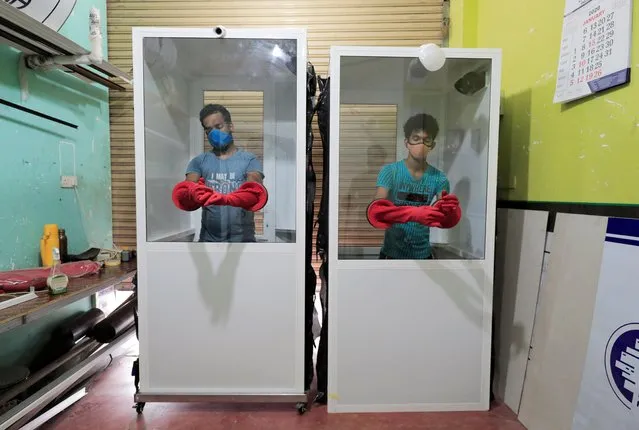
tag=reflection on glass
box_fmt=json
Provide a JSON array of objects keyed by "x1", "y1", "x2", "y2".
[
  {"x1": 337, "y1": 56, "x2": 492, "y2": 260},
  {"x1": 142, "y1": 37, "x2": 298, "y2": 243},
  {"x1": 339, "y1": 105, "x2": 396, "y2": 253}
]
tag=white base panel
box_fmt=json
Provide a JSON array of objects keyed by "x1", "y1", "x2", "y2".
[
  {"x1": 138, "y1": 244, "x2": 304, "y2": 396},
  {"x1": 331, "y1": 402, "x2": 486, "y2": 414},
  {"x1": 328, "y1": 262, "x2": 492, "y2": 413}
]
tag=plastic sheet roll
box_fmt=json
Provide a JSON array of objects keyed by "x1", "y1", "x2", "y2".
[
  {"x1": 91, "y1": 295, "x2": 136, "y2": 343},
  {"x1": 30, "y1": 308, "x2": 104, "y2": 372},
  {"x1": 52, "y1": 308, "x2": 106, "y2": 344}
]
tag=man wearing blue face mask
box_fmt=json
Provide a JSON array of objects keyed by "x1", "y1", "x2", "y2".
[{"x1": 172, "y1": 103, "x2": 267, "y2": 242}]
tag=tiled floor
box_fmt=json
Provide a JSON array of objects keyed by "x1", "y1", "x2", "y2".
[{"x1": 41, "y1": 342, "x2": 526, "y2": 430}]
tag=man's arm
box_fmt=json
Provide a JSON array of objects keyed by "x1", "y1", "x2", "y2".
[
  {"x1": 374, "y1": 186, "x2": 389, "y2": 200},
  {"x1": 186, "y1": 172, "x2": 201, "y2": 183},
  {"x1": 185, "y1": 155, "x2": 202, "y2": 183},
  {"x1": 246, "y1": 155, "x2": 264, "y2": 184},
  {"x1": 437, "y1": 177, "x2": 451, "y2": 197},
  {"x1": 373, "y1": 164, "x2": 392, "y2": 201},
  {"x1": 246, "y1": 171, "x2": 263, "y2": 184}
]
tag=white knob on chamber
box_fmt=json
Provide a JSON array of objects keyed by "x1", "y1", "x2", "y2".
[
  {"x1": 214, "y1": 26, "x2": 227, "y2": 38},
  {"x1": 418, "y1": 43, "x2": 446, "y2": 72}
]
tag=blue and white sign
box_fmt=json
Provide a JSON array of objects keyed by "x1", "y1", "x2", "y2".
[
  {"x1": 572, "y1": 217, "x2": 639, "y2": 429},
  {"x1": 606, "y1": 323, "x2": 639, "y2": 411}
]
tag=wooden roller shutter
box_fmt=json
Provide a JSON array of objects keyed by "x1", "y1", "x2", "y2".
[
  {"x1": 339, "y1": 104, "x2": 397, "y2": 251},
  {"x1": 106, "y1": 0, "x2": 444, "y2": 277},
  {"x1": 202, "y1": 91, "x2": 265, "y2": 236}
]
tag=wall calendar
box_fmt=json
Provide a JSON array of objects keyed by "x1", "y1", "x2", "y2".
[{"x1": 553, "y1": 0, "x2": 633, "y2": 104}]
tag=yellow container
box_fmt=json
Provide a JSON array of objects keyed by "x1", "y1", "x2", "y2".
[{"x1": 40, "y1": 224, "x2": 60, "y2": 267}]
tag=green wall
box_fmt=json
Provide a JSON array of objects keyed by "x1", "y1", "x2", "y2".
[
  {"x1": 451, "y1": 0, "x2": 639, "y2": 205},
  {"x1": 0, "y1": 1, "x2": 113, "y2": 367}
]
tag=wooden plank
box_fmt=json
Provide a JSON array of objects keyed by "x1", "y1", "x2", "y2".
[
  {"x1": 493, "y1": 209, "x2": 548, "y2": 413},
  {"x1": 518, "y1": 214, "x2": 606, "y2": 430}
]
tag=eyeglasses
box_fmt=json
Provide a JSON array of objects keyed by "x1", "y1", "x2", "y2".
[{"x1": 407, "y1": 136, "x2": 436, "y2": 148}]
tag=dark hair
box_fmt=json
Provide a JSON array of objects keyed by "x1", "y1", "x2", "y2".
[
  {"x1": 199, "y1": 103, "x2": 232, "y2": 127},
  {"x1": 403, "y1": 113, "x2": 439, "y2": 140}
]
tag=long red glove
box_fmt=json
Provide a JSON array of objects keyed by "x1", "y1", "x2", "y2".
[
  {"x1": 433, "y1": 191, "x2": 462, "y2": 228},
  {"x1": 203, "y1": 182, "x2": 268, "y2": 212},
  {"x1": 366, "y1": 199, "x2": 446, "y2": 229},
  {"x1": 171, "y1": 179, "x2": 217, "y2": 211}
]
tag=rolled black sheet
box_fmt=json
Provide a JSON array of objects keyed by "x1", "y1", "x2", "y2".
[
  {"x1": 52, "y1": 308, "x2": 106, "y2": 344},
  {"x1": 91, "y1": 295, "x2": 136, "y2": 344}
]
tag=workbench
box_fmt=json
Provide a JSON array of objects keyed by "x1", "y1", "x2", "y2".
[
  {"x1": 0, "y1": 260, "x2": 137, "y2": 335},
  {"x1": 0, "y1": 259, "x2": 138, "y2": 429}
]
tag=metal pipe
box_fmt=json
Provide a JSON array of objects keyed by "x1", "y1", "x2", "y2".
[
  {"x1": 8, "y1": 357, "x2": 109, "y2": 430},
  {"x1": 0, "y1": 327, "x2": 135, "y2": 430},
  {"x1": 0, "y1": 98, "x2": 78, "y2": 129},
  {"x1": 0, "y1": 338, "x2": 96, "y2": 406}
]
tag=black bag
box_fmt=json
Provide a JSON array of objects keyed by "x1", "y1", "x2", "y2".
[
  {"x1": 314, "y1": 76, "x2": 330, "y2": 402},
  {"x1": 304, "y1": 63, "x2": 318, "y2": 391}
]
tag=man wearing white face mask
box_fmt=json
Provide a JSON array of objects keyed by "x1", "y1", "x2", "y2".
[
  {"x1": 171, "y1": 104, "x2": 267, "y2": 242},
  {"x1": 367, "y1": 113, "x2": 461, "y2": 259}
]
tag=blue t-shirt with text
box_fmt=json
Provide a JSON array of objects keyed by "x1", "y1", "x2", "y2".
[
  {"x1": 376, "y1": 161, "x2": 449, "y2": 259},
  {"x1": 186, "y1": 149, "x2": 263, "y2": 242}
]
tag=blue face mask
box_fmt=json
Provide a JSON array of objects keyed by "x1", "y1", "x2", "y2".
[{"x1": 207, "y1": 129, "x2": 233, "y2": 149}]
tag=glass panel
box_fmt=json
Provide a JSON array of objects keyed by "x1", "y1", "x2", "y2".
[
  {"x1": 337, "y1": 56, "x2": 492, "y2": 260},
  {"x1": 142, "y1": 37, "x2": 298, "y2": 243}
]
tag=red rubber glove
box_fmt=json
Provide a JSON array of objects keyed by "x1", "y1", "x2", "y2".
[
  {"x1": 203, "y1": 182, "x2": 268, "y2": 212},
  {"x1": 171, "y1": 179, "x2": 218, "y2": 211},
  {"x1": 433, "y1": 191, "x2": 462, "y2": 228},
  {"x1": 172, "y1": 180, "x2": 203, "y2": 211},
  {"x1": 366, "y1": 199, "x2": 446, "y2": 229}
]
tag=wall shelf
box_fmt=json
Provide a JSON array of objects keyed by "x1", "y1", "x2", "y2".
[{"x1": 0, "y1": 2, "x2": 131, "y2": 91}]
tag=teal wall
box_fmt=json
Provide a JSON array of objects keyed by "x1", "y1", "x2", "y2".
[{"x1": 0, "y1": 1, "x2": 113, "y2": 367}]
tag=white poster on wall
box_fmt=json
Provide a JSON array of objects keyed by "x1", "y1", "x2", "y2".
[
  {"x1": 572, "y1": 217, "x2": 639, "y2": 430},
  {"x1": 6, "y1": 0, "x2": 77, "y2": 32},
  {"x1": 553, "y1": 0, "x2": 633, "y2": 104}
]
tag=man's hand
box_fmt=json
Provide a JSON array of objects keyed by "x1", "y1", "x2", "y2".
[
  {"x1": 434, "y1": 191, "x2": 459, "y2": 213},
  {"x1": 432, "y1": 191, "x2": 462, "y2": 229},
  {"x1": 172, "y1": 180, "x2": 209, "y2": 211},
  {"x1": 191, "y1": 178, "x2": 222, "y2": 205},
  {"x1": 202, "y1": 181, "x2": 268, "y2": 212}
]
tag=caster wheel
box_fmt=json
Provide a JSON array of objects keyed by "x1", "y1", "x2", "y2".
[
  {"x1": 134, "y1": 402, "x2": 146, "y2": 414},
  {"x1": 314, "y1": 392, "x2": 327, "y2": 405},
  {"x1": 296, "y1": 401, "x2": 308, "y2": 415}
]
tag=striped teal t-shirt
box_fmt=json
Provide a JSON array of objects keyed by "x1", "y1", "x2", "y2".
[{"x1": 376, "y1": 161, "x2": 450, "y2": 259}]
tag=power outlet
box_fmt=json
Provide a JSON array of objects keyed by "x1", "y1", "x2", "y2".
[{"x1": 60, "y1": 175, "x2": 77, "y2": 188}]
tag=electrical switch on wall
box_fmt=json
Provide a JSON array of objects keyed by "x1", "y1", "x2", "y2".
[{"x1": 60, "y1": 175, "x2": 78, "y2": 188}]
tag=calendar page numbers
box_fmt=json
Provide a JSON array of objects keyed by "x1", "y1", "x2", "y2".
[{"x1": 554, "y1": 0, "x2": 631, "y2": 104}]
